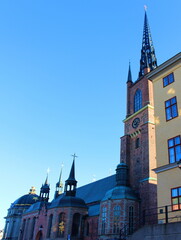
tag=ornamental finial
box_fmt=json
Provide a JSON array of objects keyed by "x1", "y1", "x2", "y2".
[{"x1": 144, "y1": 5, "x2": 147, "y2": 11}]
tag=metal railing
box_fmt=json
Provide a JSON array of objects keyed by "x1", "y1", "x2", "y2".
[{"x1": 119, "y1": 204, "x2": 181, "y2": 240}]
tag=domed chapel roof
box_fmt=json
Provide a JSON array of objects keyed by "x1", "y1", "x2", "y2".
[{"x1": 11, "y1": 187, "x2": 40, "y2": 208}]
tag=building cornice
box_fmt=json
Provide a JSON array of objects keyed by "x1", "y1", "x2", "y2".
[
  {"x1": 153, "y1": 162, "x2": 179, "y2": 173},
  {"x1": 146, "y1": 52, "x2": 181, "y2": 80},
  {"x1": 123, "y1": 104, "x2": 154, "y2": 123}
]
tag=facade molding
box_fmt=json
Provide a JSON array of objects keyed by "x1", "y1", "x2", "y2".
[
  {"x1": 153, "y1": 162, "x2": 179, "y2": 173},
  {"x1": 123, "y1": 104, "x2": 154, "y2": 123}
]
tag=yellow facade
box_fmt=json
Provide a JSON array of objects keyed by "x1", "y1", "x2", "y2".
[{"x1": 147, "y1": 52, "x2": 181, "y2": 222}]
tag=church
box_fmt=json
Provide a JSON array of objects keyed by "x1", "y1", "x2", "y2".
[{"x1": 2, "y1": 10, "x2": 158, "y2": 240}]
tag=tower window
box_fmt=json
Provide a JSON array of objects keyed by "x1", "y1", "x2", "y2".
[
  {"x1": 135, "y1": 138, "x2": 140, "y2": 149},
  {"x1": 168, "y1": 136, "x2": 181, "y2": 164},
  {"x1": 165, "y1": 97, "x2": 178, "y2": 121},
  {"x1": 171, "y1": 187, "x2": 181, "y2": 211},
  {"x1": 134, "y1": 89, "x2": 142, "y2": 112},
  {"x1": 163, "y1": 73, "x2": 174, "y2": 87}
]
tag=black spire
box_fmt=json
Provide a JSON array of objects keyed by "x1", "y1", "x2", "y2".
[
  {"x1": 139, "y1": 9, "x2": 157, "y2": 78},
  {"x1": 127, "y1": 62, "x2": 133, "y2": 83},
  {"x1": 64, "y1": 154, "x2": 77, "y2": 197},
  {"x1": 40, "y1": 173, "x2": 50, "y2": 202}
]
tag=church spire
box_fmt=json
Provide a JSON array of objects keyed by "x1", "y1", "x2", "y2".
[
  {"x1": 127, "y1": 62, "x2": 133, "y2": 83},
  {"x1": 139, "y1": 8, "x2": 157, "y2": 78},
  {"x1": 40, "y1": 171, "x2": 50, "y2": 202},
  {"x1": 64, "y1": 154, "x2": 77, "y2": 197},
  {"x1": 54, "y1": 164, "x2": 64, "y2": 199}
]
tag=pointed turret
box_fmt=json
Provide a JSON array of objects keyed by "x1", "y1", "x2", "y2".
[
  {"x1": 126, "y1": 62, "x2": 133, "y2": 117},
  {"x1": 54, "y1": 165, "x2": 64, "y2": 199},
  {"x1": 64, "y1": 155, "x2": 77, "y2": 197},
  {"x1": 40, "y1": 173, "x2": 50, "y2": 202},
  {"x1": 127, "y1": 62, "x2": 133, "y2": 83},
  {"x1": 138, "y1": 9, "x2": 157, "y2": 78}
]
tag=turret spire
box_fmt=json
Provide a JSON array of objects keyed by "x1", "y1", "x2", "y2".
[
  {"x1": 64, "y1": 154, "x2": 77, "y2": 197},
  {"x1": 54, "y1": 164, "x2": 64, "y2": 199},
  {"x1": 127, "y1": 62, "x2": 133, "y2": 83},
  {"x1": 40, "y1": 171, "x2": 50, "y2": 202},
  {"x1": 139, "y1": 8, "x2": 157, "y2": 78}
]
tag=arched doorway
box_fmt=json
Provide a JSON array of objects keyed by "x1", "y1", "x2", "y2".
[{"x1": 36, "y1": 230, "x2": 43, "y2": 240}]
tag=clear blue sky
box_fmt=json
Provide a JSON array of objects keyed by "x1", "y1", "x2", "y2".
[{"x1": 0, "y1": 0, "x2": 180, "y2": 229}]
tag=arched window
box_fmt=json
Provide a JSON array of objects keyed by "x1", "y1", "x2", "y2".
[
  {"x1": 101, "y1": 207, "x2": 107, "y2": 234},
  {"x1": 135, "y1": 138, "x2": 140, "y2": 149},
  {"x1": 86, "y1": 222, "x2": 89, "y2": 236},
  {"x1": 57, "y1": 213, "x2": 65, "y2": 238},
  {"x1": 134, "y1": 89, "x2": 142, "y2": 112},
  {"x1": 20, "y1": 219, "x2": 26, "y2": 240},
  {"x1": 113, "y1": 206, "x2": 120, "y2": 234},
  {"x1": 72, "y1": 213, "x2": 81, "y2": 237},
  {"x1": 47, "y1": 214, "x2": 53, "y2": 238},
  {"x1": 30, "y1": 217, "x2": 36, "y2": 239},
  {"x1": 129, "y1": 206, "x2": 134, "y2": 234}
]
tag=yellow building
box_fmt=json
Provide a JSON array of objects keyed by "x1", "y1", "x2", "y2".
[{"x1": 147, "y1": 52, "x2": 181, "y2": 223}]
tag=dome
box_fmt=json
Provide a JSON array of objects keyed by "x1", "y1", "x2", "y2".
[
  {"x1": 102, "y1": 185, "x2": 138, "y2": 202},
  {"x1": 11, "y1": 187, "x2": 40, "y2": 208},
  {"x1": 58, "y1": 195, "x2": 87, "y2": 208}
]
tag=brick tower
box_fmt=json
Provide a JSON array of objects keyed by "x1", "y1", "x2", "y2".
[{"x1": 120, "y1": 10, "x2": 157, "y2": 222}]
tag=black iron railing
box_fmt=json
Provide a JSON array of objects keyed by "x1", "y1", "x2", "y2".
[{"x1": 119, "y1": 204, "x2": 181, "y2": 240}]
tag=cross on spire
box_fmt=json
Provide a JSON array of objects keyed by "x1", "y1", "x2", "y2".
[{"x1": 71, "y1": 153, "x2": 78, "y2": 161}]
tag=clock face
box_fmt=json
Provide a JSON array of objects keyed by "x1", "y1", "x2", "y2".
[{"x1": 132, "y1": 117, "x2": 140, "y2": 128}]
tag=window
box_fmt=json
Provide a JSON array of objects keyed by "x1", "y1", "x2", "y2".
[
  {"x1": 72, "y1": 213, "x2": 81, "y2": 237},
  {"x1": 113, "y1": 206, "x2": 120, "y2": 234},
  {"x1": 129, "y1": 206, "x2": 134, "y2": 234},
  {"x1": 168, "y1": 136, "x2": 181, "y2": 163},
  {"x1": 101, "y1": 207, "x2": 107, "y2": 234},
  {"x1": 135, "y1": 138, "x2": 140, "y2": 149},
  {"x1": 165, "y1": 97, "x2": 178, "y2": 121},
  {"x1": 171, "y1": 187, "x2": 181, "y2": 210},
  {"x1": 58, "y1": 213, "x2": 65, "y2": 238},
  {"x1": 163, "y1": 73, "x2": 174, "y2": 87},
  {"x1": 30, "y1": 217, "x2": 36, "y2": 239},
  {"x1": 134, "y1": 89, "x2": 142, "y2": 112},
  {"x1": 86, "y1": 222, "x2": 89, "y2": 236}
]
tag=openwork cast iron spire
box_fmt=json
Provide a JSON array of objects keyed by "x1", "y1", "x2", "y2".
[{"x1": 139, "y1": 10, "x2": 157, "y2": 78}]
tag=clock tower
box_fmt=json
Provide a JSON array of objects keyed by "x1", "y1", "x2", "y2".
[{"x1": 120, "y1": 11, "x2": 157, "y2": 218}]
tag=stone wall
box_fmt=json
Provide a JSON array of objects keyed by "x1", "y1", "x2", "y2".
[{"x1": 128, "y1": 222, "x2": 181, "y2": 240}]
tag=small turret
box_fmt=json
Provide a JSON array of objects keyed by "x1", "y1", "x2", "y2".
[
  {"x1": 127, "y1": 62, "x2": 133, "y2": 84},
  {"x1": 64, "y1": 154, "x2": 77, "y2": 197},
  {"x1": 54, "y1": 165, "x2": 64, "y2": 199},
  {"x1": 116, "y1": 161, "x2": 129, "y2": 186},
  {"x1": 126, "y1": 62, "x2": 133, "y2": 117},
  {"x1": 40, "y1": 174, "x2": 50, "y2": 202}
]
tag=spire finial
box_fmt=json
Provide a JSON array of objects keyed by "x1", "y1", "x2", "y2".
[
  {"x1": 144, "y1": 5, "x2": 147, "y2": 11},
  {"x1": 71, "y1": 153, "x2": 78, "y2": 161}
]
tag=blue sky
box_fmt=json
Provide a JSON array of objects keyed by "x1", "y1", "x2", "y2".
[{"x1": 0, "y1": 0, "x2": 180, "y2": 229}]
